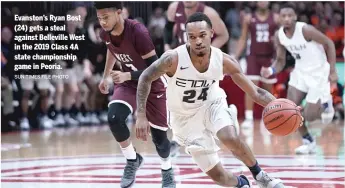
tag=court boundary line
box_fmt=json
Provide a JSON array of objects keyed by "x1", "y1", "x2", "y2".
[{"x1": 2, "y1": 153, "x2": 344, "y2": 163}]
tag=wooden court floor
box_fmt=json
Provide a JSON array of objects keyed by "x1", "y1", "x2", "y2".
[{"x1": 1, "y1": 120, "x2": 344, "y2": 188}]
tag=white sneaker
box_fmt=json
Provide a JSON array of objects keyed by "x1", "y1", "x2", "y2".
[
  {"x1": 241, "y1": 119, "x2": 254, "y2": 129},
  {"x1": 90, "y1": 113, "x2": 101, "y2": 125},
  {"x1": 76, "y1": 112, "x2": 87, "y2": 124},
  {"x1": 64, "y1": 114, "x2": 79, "y2": 126},
  {"x1": 40, "y1": 116, "x2": 53, "y2": 129},
  {"x1": 295, "y1": 139, "x2": 316, "y2": 155},
  {"x1": 321, "y1": 97, "x2": 335, "y2": 124},
  {"x1": 54, "y1": 114, "x2": 65, "y2": 126},
  {"x1": 229, "y1": 104, "x2": 240, "y2": 135},
  {"x1": 256, "y1": 170, "x2": 284, "y2": 188},
  {"x1": 84, "y1": 113, "x2": 91, "y2": 124},
  {"x1": 20, "y1": 118, "x2": 30, "y2": 130}
]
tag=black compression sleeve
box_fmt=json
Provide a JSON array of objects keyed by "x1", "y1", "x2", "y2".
[
  {"x1": 130, "y1": 70, "x2": 144, "y2": 80},
  {"x1": 163, "y1": 21, "x2": 175, "y2": 45},
  {"x1": 144, "y1": 55, "x2": 158, "y2": 66},
  {"x1": 130, "y1": 55, "x2": 158, "y2": 80}
]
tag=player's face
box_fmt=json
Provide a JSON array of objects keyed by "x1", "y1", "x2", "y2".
[
  {"x1": 186, "y1": 21, "x2": 214, "y2": 57},
  {"x1": 183, "y1": 2, "x2": 198, "y2": 9},
  {"x1": 97, "y1": 8, "x2": 122, "y2": 32},
  {"x1": 280, "y1": 8, "x2": 296, "y2": 29},
  {"x1": 257, "y1": 1, "x2": 269, "y2": 10}
]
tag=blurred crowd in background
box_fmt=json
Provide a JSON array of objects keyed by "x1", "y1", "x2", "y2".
[{"x1": 1, "y1": 1, "x2": 344, "y2": 132}]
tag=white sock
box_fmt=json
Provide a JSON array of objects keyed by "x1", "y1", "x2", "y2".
[
  {"x1": 245, "y1": 110, "x2": 253, "y2": 120},
  {"x1": 120, "y1": 143, "x2": 137, "y2": 160},
  {"x1": 161, "y1": 157, "x2": 172, "y2": 170}
]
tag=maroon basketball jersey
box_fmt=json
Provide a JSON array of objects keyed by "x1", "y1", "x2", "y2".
[
  {"x1": 248, "y1": 12, "x2": 278, "y2": 57},
  {"x1": 174, "y1": 2, "x2": 205, "y2": 46},
  {"x1": 100, "y1": 19, "x2": 165, "y2": 92}
]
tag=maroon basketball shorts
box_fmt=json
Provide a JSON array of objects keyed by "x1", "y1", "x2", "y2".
[
  {"x1": 246, "y1": 55, "x2": 277, "y2": 84},
  {"x1": 109, "y1": 85, "x2": 169, "y2": 131}
]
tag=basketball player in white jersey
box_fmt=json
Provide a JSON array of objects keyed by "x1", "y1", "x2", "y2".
[
  {"x1": 261, "y1": 4, "x2": 338, "y2": 154},
  {"x1": 136, "y1": 12, "x2": 286, "y2": 188}
]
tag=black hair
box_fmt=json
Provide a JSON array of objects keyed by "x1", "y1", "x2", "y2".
[
  {"x1": 94, "y1": 2, "x2": 123, "y2": 10},
  {"x1": 280, "y1": 3, "x2": 296, "y2": 12},
  {"x1": 185, "y1": 12, "x2": 212, "y2": 29}
]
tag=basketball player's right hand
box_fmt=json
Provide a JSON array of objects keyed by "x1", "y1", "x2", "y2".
[
  {"x1": 296, "y1": 106, "x2": 304, "y2": 127},
  {"x1": 98, "y1": 79, "x2": 109, "y2": 94},
  {"x1": 135, "y1": 114, "x2": 151, "y2": 141},
  {"x1": 260, "y1": 67, "x2": 273, "y2": 78}
]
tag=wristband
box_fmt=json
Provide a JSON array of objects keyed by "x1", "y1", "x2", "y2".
[
  {"x1": 130, "y1": 70, "x2": 144, "y2": 80},
  {"x1": 271, "y1": 67, "x2": 276, "y2": 75}
]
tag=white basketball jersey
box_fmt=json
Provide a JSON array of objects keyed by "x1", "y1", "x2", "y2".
[
  {"x1": 165, "y1": 44, "x2": 227, "y2": 116},
  {"x1": 278, "y1": 22, "x2": 329, "y2": 73}
]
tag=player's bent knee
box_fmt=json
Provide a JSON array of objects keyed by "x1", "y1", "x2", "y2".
[
  {"x1": 216, "y1": 126, "x2": 239, "y2": 148},
  {"x1": 304, "y1": 110, "x2": 318, "y2": 121},
  {"x1": 151, "y1": 127, "x2": 170, "y2": 158},
  {"x1": 304, "y1": 104, "x2": 321, "y2": 121},
  {"x1": 107, "y1": 102, "x2": 132, "y2": 142}
]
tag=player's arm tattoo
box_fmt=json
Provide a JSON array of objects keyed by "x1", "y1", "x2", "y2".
[
  {"x1": 254, "y1": 87, "x2": 276, "y2": 106},
  {"x1": 271, "y1": 31, "x2": 286, "y2": 73},
  {"x1": 136, "y1": 51, "x2": 175, "y2": 115}
]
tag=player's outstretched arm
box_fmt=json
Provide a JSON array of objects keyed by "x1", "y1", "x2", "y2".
[
  {"x1": 205, "y1": 6, "x2": 229, "y2": 48},
  {"x1": 103, "y1": 49, "x2": 117, "y2": 78},
  {"x1": 136, "y1": 50, "x2": 177, "y2": 116},
  {"x1": 302, "y1": 24, "x2": 337, "y2": 82},
  {"x1": 98, "y1": 49, "x2": 117, "y2": 94},
  {"x1": 136, "y1": 50, "x2": 177, "y2": 141},
  {"x1": 271, "y1": 31, "x2": 287, "y2": 73},
  {"x1": 163, "y1": 2, "x2": 178, "y2": 51},
  {"x1": 261, "y1": 31, "x2": 286, "y2": 78},
  {"x1": 223, "y1": 53, "x2": 276, "y2": 107},
  {"x1": 233, "y1": 14, "x2": 250, "y2": 59}
]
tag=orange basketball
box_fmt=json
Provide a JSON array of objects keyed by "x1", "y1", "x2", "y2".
[{"x1": 262, "y1": 98, "x2": 302, "y2": 136}]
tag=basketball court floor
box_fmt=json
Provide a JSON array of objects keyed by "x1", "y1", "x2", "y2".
[{"x1": 1, "y1": 120, "x2": 344, "y2": 188}]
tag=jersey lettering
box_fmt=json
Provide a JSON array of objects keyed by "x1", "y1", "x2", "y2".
[
  {"x1": 292, "y1": 53, "x2": 301, "y2": 60},
  {"x1": 176, "y1": 78, "x2": 215, "y2": 88},
  {"x1": 114, "y1": 53, "x2": 133, "y2": 63},
  {"x1": 255, "y1": 23, "x2": 270, "y2": 43}
]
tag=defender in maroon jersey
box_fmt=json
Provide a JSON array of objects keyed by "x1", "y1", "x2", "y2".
[
  {"x1": 164, "y1": 2, "x2": 229, "y2": 50},
  {"x1": 95, "y1": 2, "x2": 175, "y2": 188},
  {"x1": 234, "y1": 1, "x2": 279, "y2": 128}
]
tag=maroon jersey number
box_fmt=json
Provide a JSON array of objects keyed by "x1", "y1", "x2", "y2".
[{"x1": 256, "y1": 30, "x2": 269, "y2": 43}]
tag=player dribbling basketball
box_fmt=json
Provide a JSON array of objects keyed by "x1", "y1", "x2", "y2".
[{"x1": 136, "y1": 12, "x2": 289, "y2": 188}]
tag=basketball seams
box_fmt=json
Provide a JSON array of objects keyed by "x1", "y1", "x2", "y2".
[
  {"x1": 267, "y1": 113, "x2": 295, "y2": 131},
  {"x1": 262, "y1": 99, "x2": 297, "y2": 117},
  {"x1": 283, "y1": 114, "x2": 299, "y2": 136},
  {"x1": 262, "y1": 103, "x2": 297, "y2": 116}
]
